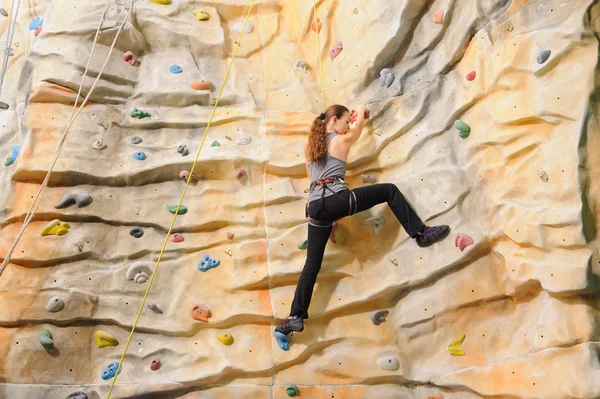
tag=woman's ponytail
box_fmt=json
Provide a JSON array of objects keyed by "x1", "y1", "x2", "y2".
[{"x1": 306, "y1": 104, "x2": 349, "y2": 164}]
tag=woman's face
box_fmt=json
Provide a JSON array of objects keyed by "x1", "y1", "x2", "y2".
[{"x1": 332, "y1": 111, "x2": 351, "y2": 135}]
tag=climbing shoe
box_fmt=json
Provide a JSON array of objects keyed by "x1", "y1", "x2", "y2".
[
  {"x1": 275, "y1": 316, "x2": 304, "y2": 336},
  {"x1": 415, "y1": 225, "x2": 450, "y2": 247}
]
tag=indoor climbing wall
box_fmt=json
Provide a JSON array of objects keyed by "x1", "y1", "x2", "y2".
[{"x1": 1, "y1": 0, "x2": 600, "y2": 398}]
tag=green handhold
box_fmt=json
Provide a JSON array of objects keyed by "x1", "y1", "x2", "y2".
[
  {"x1": 167, "y1": 204, "x2": 188, "y2": 214},
  {"x1": 39, "y1": 330, "x2": 54, "y2": 350},
  {"x1": 211, "y1": 141, "x2": 220, "y2": 147},
  {"x1": 5, "y1": 157, "x2": 13, "y2": 166},
  {"x1": 130, "y1": 108, "x2": 151, "y2": 119},
  {"x1": 458, "y1": 129, "x2": 470, "y2": 139},
  {"x1": 286, "y1": 384, "x2": 299, "y2": 397},
  {"x1": 453, "y1": 119, "x2": 470, "y2": 133},
  {"x1": 298, "y1": 240, "x2": 308, "y2": 249}
]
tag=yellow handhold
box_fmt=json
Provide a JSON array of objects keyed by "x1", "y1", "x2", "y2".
[
  {"x1": 217, "y1": 332, "x2": 234, "y2": 346},
  {"x1": 40, "y1": 219, "x2": 70, "y2": 236},
  {"x1": 193, "y1": 10, "x2": 209, "y2": 21},
  {"x1": 151, "y1": 0, "x2": 171, "y2": 4},
  {"x1": 95, "y1": 330, "x2": 119, "y2": 348},
  {"x1": 447, "y1": 333, "x2": 466, "y2": 356}
]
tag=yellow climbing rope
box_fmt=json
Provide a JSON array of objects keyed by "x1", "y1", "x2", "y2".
[
  {"x1": 312, "y1": 0, "x2": 326, "y2": 109},
  {"x1": 105, "y1": 1, "x2": 256, "y2": 397}
]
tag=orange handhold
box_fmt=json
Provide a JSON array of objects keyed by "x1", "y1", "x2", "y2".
[
  {"x1": 428, "y1": 394, "x2": 444, "y2": 399},
  {"x1": 190, "y1": 79, "x2": 212, "y2": 90},
  {"x1": 34, "y1": 26, "x2": 42, "y2": 36},
  {"x1": 227, "y1": 232, "x2": 234, "y2": 239},
  {"x1": 189, "y1": 304, "x2": 211, "y2": 322},
  {"x1": 455, "y1": 233, "x2": 474, "y2": 251},
  {"x1": 311, "y1": 18, "x2": 322, "y2": 33},
  {"x1": 433, "y1": 9, "x2": 444, "y2": 24}
]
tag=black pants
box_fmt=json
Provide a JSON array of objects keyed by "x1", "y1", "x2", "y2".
[{"x1": 289, "y1": 183, "x2": 424, "y2": 319}]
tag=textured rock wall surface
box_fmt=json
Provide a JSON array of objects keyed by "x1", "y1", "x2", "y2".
[{"x1": 1, "y1": 0, "x2": 600, "y2": 398}]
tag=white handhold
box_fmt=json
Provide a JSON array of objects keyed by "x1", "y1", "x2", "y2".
[
  {"x1": 92, "y1": 139, "x2": 107, "y2": 151},
  {"x1": 365, "y1": 216, "x2": 385, "y2": 234},
  {"x1": 126, "y1": 262, "x2": 152, "y2": 283},
  {"x1": 375, "y1": 130, "x2": 381, "y2": 136},
  {"x1": 294, "y1": 60, "x2": 308, "y2": 73},
  {"x1": 232, "y1": 21, "x2": 253, "y2": 33},
  {"x1": 46, "y1": 296, "x2": 65, "y2": 312},
  {"x1": 377, "y1": 355, "x2": 399, "y2": 371},
  {"x1": 14, "y1": 42, "x2": 19, "y2": 47},
  {"x1": 225, "y1": 248, "x2": 232, "y2": 256},
  {"x1": 236, "y1": 135, "x2": 252, "y2": 145}
]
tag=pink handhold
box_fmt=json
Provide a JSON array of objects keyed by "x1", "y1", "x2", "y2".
[
  {"x1": 190, "y1": 80, "x2": 212, "y2": 90},
  {"x1": 179, "y1": 169, "x2": 190, "y2": 181},
  {"x1": 311, "y1": 18, "x2": 322, "y2": 33},
  {"x1": 226, "y1": 232, "x2": 234, "y2": 240},
  {"x1": 466, "y1": 71, "x2": 476, "y2": 81},
  {"x1": 172, "y1": 233, "x2": 184, "y2": 243},
  {"x1": 455, "y1": 233, "x2": 474, "y2": 252},
  {"x1": 150, "y1": 358, "x2": 161, "y2": 371},
  {"x1": 236, "y1": 169, "x2": 246, "y2": 180},
  {"x1": 329, "y1": 41, "x2": 343, "y2": 60},
  {"x1": 123, "y1": 51, "x2": 136, "y2": 66},
  {"x1": 329, "y1": 221, "x2": 337, "y2": 244},
  {"x1": 34, "y1": 26, "x2": 42, "y2": 36},
  {"x1": 433, "y1": 9, "x2": 444, "y2": 24}
]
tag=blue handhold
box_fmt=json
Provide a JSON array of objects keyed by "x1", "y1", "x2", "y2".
[
  {"x1": 133, "y1": 151, "x2": 146, "y2": 160},
  {"x1": 29, "y1": 17, "x2": 43, "y2": 30},
  {"x1": 274, "y1": 331, "x2": 290, "y2": 351},
  {"x1": 169, "y1": 65, "x2": 182, "y2": 74},
  {"x1": 197, "y1": 254, "x2": 220, "y2": 272},
  {"x1": 101, "y1": 361, "x2": 122, "y2": 380},
  {"x1": 10, "y1": 146, "x2": 20, "y2": 162}
]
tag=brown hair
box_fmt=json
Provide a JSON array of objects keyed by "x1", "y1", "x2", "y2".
[{"x1": 306, "y1": 104, "x2": 349, "y2": 163}]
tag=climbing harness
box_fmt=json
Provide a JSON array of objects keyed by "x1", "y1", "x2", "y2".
[
  {"x1": 304, "y1": 176, "x2": 356, "y2": 227},
  {"x1": 0, "y1": 0, "x2": 22, "y2": 109}
]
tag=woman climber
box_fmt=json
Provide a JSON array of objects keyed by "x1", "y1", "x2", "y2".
[{"x1": 275, "y1": 104, "x2": 450, "y2": 336}]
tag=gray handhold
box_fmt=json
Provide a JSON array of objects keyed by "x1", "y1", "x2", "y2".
[
  {"x1": 379, "y1": 69, "x2": 394, "y2": 88},
  {"x1": 126, "y1": 262, "x2": 152, "y2": 283},
  {"x1": 5, "y1": 47, "x2": 14, "y2": 56},
  {"x1": 294, "y1": 60, "x2": 308, "y2": 73},
  {"x1": 0, "y1": 8, "x2": 7, "y2": 17},
  {"x1": 131, "y1": 136, "x2": 142, "y2": 144},
  {"x1": 92, "y1": 140, "x2": 107, "y2": 151},
  {"x1": 236, "y1": 135, "x2": 252, "y2": 145},
  {"x1": 129, "y1": 228, "x2": 144, "y2": 238},
  {"x1": 66, "y1": 392, "x2": 87, "y2": 399},
  {"x1": 55, "y1": 193, "x2": 93, "y2": 209},
  {"x1": 0, "y1": 101, "x2": 8, "y2": 110},
  {"x1": 75, "y1": 243, "x2": 83, "y2": 252},
  {"x1": 377, "y1": 355, "x2": 399, "y2": 371},
  {"x1": 365, "y1": 216, "x2": 385, "y2": 234},
  {"x1": 177, "y1": 144, "x2": 189, "y2": 156},
  {"x1": 537, "y1": 49, "x2": 551, "y2": 64},
  {"x1": 46, "y1": 296, "x2": 65, "y2": 312},
  {"x1": 232, "y1": 21, "x2": 253, "y2": 33},
  {"x1": 370, "y1": 310, "x2": 389, "y2": 325},
  {"x1": 148, "y1": 302, "x2": 163, "y2": 314}
]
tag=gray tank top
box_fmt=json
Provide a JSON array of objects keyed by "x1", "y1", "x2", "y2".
[{"x1": 307, "y1": 132, "x2": 349, "y2": 203}]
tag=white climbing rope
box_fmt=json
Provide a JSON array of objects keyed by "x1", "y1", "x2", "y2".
[
  {"x1": 0, "y1": 0, "x2": 132, "y2": 276},
  {"x1": 0, "y1": 0, "x2": 22, "y2": 97}
]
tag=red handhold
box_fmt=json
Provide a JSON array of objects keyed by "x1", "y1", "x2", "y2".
[
  {"x1": 150, "y1": 358, "x2": 161, "y2": 371},
  {"x1": 226, "y1": 232, "x2": 234, "y2": 240},
  {"x1": 236, "y1": 169, "x2": 246, "y2": 180},
  {"x1": 34, "y1": 26, "x2": 42, "y2": 36},
  {"x1": 466, "y1": 71, "x2": 476, "y2": 81},
  {"x1": 455, "y1": 233, "x2": 474, "y2": 252},
  {"x1": 123, "y1": 51, "x2": 136, "y2": 66},
  {"x1": 311, "y1": 18, "x2": 322, "y2": 33},
  {"x1": 433, "y1": 9, "x2": 444, "y2": 24},
  {"x1": 329, "y1": 221, "x2": 337, "y2": 244},
  {"x1": 172, "y1": 233, "x2": 184, "y2": 243},
  {"x1": 350, "y1": 109, "x2": 370, "y2": 124}
]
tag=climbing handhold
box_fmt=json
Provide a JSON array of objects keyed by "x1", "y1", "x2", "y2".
[
  {"x1": 329, "y1": 41, "x2": 343, "y2": 60},
  {"x1": 29, "y1": 17, "x2": 43, "y2": 30},
  {"x1": 361, "y1": 174, "x2": 377, "y2": 183},
  {"x1": 217, "y1": 332, "x2": 234, "y2": 346},
  {"x1": 433, "y1": 9, "x2": 444, "y2": 24},
  {"x1": 94, "y1": 330, "x2": 119, "y2": 348},
  {"x1": 4, "y1": 145, "x2": 20, "y2": 166},
  {"x1": 353, "y1": 7, "x2": 358, "y2": 15},
  {"x1": 211, "y1": 140, "x2": 220, "y2": 147},
  {"x1": 66, "y1": 392, "x2": 88, "y2": 399},
  {"x1": 370, "y1": 310, "x2": 389, "y2": 325},
  {"x1": 189, "y1": 304, "x2": 212, "y2": 322},
  {"x1": 100, "y1": 122, "x2": 108, "y2": 130},
  {"x1": 177, "y1": 144, "x2": 189, "y2": 156},
  {"x1": 40, "y1": 219, "x2": 70, "y2": 236},
  {"x1": 151, "y1": 0, "x2": 171, "y2": 4},
  {"x1": 131, "y1": 136, "x2": 142, "y2": 144},
  {"x1": 225, "y1": 248, "x2": 232, "y2": 256},
  {"x1": 365, "y1": 216, "x2": 384, "y2": 234},
  {"x1": 92, "y1": 139, "x2": 107, "y2": 150},
  {"x1": 34, "y1": 26, "x2": 42, "y2": 36},
  {"x1": 130, "y1": 108, "x2": 150, "y2": 119},
  {"x1": 466, "y1": 71, "x2": 476, "y2": 81},
  {"x1": 133, "y1": 151, "x2": 146, "y2": 160},
  {"x1": 169, "y1": 65, "x2": 182, "y2": 74},
  {"x1": 193, "y1": 10, "x2": 209, "y2": 21},
  {"x1": 39, "y1": 330, "x2": 55, "y2": 351},
  {"x1": 236, "y1": 136, "x2": 252, "y2": 145},
  {"x1": 329, "y1": 221, "x2": 337, "y2": 244},
  {"x1": 286, "y1": 384, "x2": 299, "y2": 397},
  {"x1": 126, "y1": 262, "x2": 152, "y2": 283},
  {"x1": 197, "y1": 254, "x2": 220, "y2": 272},
  {"x1": 191, "y1": 80, "x2": 212, "y2": 90},
  {"x1": 539, "y1": 170, "x2": 549, "y2": 182},
  {"x1": 232, "y1": 21, "x2": 254, "y2": 33},
  {"x1": 379, "y1": 69, "x2": 395, "y2": 88},
  {"x1": 179, "y1": 169, "x2": 190, "y2": 181},
  {"x1": 390, "y1": 258, "x2": 398, "y2": 266},
  {"x1": 537, "y1": 49, "x2": 551, "y2": 64},
  {"x1": 167, "y1": 204, "x2": 188, "y2": 214},
  {"x1": 274, "y1": 331, "x2": 290, "y2": 351},
  {"x1": 311, "y1": 18, "x2": 322, "y2": 33},
  {"x1": 448, "y1": 334, "x2": 466, "y2": 356},
  {"x1": 150, "y1": 358, "x2": 161, "y2": 371},
  {"x1": 0, "y1": 8, "x2": 7, "y2": 17},
  {"x1": 54, "y1": 193, "x2": 92, "y2": 209},
  {"x1": 377, "y1": 355, "x2": 399, "y2": 371},
  {"x1": 235, "y1": 169, "x2": 246, "y2": 180},
  {"x1": 123, "y1": 51, "x2": 136, "y2": 66},
  {"x1": 298, "y1": 239, "x2": 308, "y2": 249},
  {"x1": 46, "y1": 296, "x2": 65, "y2": 312},
  {"x1": 148, "y1": 302, "x2": 163, "y2": 314},
  {"x1": 225, "y1": 135, "x2": 232, "y2": 140},
  {"x1": 172, "y1": 233, "x2": 184, "y2": 242},
  {"x1": 453, "y1": 120, "x2": 470, "y2": 138},
  {"x1": 455, "y1": 233, "x2": 474, "y2": 252},
  {"x1": 101, "y1": 362, "x2": 122, "y2": 380},
  {"x1": 350, "y1": 109, "x2": 370, "y2": 123},
  {"x1": 294, "y1": 60, "x2": 308, "y2": 73},
  {"x1": 428, "y1": 395, "x2": 444, "y2": 399},
  {"x1": 129, "y1": 228, "x2": 144, "y2": 238},
  {"x1": 227, "y1": 232, "x2": 234, "y2": 239}
]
